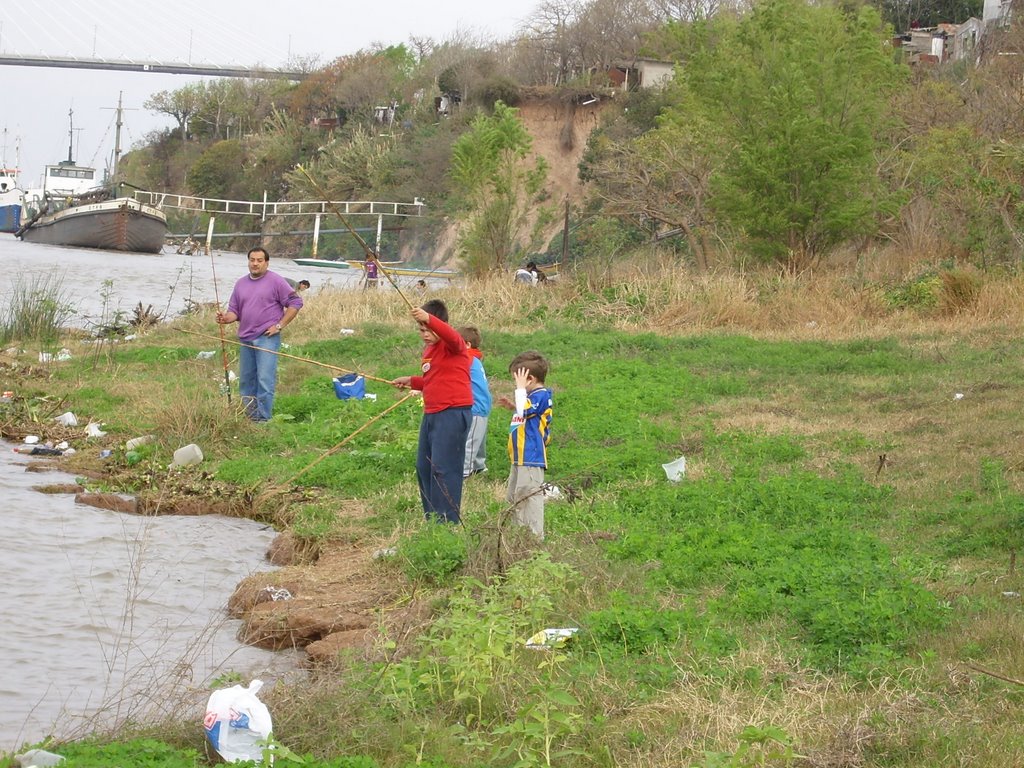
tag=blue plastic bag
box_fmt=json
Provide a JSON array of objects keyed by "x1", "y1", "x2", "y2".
[{"x1": 333, "y1": 374, "x2": 366, "y2": 400}]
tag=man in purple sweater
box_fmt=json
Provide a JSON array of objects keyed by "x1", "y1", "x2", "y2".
[{"x1": 216, "y1": 247, "x2": 303, "y2": 421}]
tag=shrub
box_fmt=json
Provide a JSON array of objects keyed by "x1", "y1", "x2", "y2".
[{"x1": 939, "y1": 269, "x2": 980, "y2": 314}]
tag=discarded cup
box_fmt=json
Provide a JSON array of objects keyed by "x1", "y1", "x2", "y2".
[
  {"x1": 23, "y1": 435, "x2": 39, "y2": 445},
  {"x1": 54, "y1": 411, "x2": 78, "y2": 427},
  {"x1": 171, "y1": 443, "x2": 204, "y2": 467},
  {"x1": 662, "y1": 456, "x2": 686, "y2": 482}
]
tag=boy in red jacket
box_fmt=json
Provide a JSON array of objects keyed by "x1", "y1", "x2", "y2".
[{"x1": 391, "y1": 299, "x2": 473, "y2": 523}]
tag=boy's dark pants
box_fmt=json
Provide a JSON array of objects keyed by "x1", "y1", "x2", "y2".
[{"x1": 417, "y1": 406, "x2": 471, "y2": 524}]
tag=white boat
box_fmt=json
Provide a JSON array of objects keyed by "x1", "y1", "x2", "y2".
[
  {"x1": 0, "y1": 129, "x2": 24, "y2": 234},
  {"x1": 0, "y1": 165, "x2": 22, "y2": 234},
  {"x1": 18, "y1": 102, "x2": 168, "y2": 254}
]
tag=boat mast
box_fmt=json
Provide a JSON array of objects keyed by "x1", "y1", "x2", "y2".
[
  {"x1": 66, "y1": 108, "x2": 74, "y2": 163},
  {"x1": 111, "y1": 91, "x2": 123, "y2": 184}
]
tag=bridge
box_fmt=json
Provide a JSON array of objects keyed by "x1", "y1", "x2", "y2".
[{"x1": 0, "y1": 53, "x2": 309, "y2": 80}]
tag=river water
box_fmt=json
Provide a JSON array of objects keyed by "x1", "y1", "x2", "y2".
[
  {"x1": 0, "y1": 237, "x2": 365, "y2": 327},
  {"x1": 0, "y1": 238, "x2": 330, "y2": 752},
  {"x1": 0, "y1": 445, "x2": 302, "y2": 752}
]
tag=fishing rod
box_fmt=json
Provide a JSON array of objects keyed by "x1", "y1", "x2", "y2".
[
  {"x1": 179, "y1": 327, "x2": 394, "y2": 385},
  {"x1": 272, "y1": 391, "x2": 419, "y2": 493},
  {"x1": 294, "y1": 164, "x2": 416, "y2": 310},
  {"x1": 208, "y1": 240, "x2": 233, "y2": 404}
]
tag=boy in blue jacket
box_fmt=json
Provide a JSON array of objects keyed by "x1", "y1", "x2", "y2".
[
  {"x1": 498, "y1": 351, "x2": 553, "y2": 539},
  {"x1": 458, "y1": 326, "x2": 492, "y2": 478}
]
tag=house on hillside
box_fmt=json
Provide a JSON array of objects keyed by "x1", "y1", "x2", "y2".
[
  {"x1": 895, "y1": 19, "x2": 983, "y2": 63},
  {"x1": 608, "y1": 58, "x2": 675, "y2": 91},
  {"x1": 894, "y1": 0, "x2": 1012, "y2": 66}
]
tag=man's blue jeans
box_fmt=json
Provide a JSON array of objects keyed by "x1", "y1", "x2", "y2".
[
  {"x1": 417, "y1": 406, "x2": 471, "y2": 524},
  {"x1": 238, "y1": 333, "x2": 281, "y2": 421}
]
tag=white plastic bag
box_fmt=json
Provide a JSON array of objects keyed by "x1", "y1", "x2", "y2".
[{"x1": 204, "y1": 679, "x2": 273, "y2": 763}]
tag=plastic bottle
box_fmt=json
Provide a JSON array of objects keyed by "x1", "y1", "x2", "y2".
[
  {"x1": 125, "y1": 435, "x2": 155, "y2": 450},
  {"x1": 171, "y1": 443, "x2": 203, "y2": 467}
]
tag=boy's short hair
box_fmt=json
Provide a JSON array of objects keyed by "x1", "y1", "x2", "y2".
[
  {"x1": 458, "y1": 325, "x2": 482, "y2": 349},
  {"x1": 509, "y1": 350, "x2": 549, "y2": 383},
  {"x1": 421, "y1": 299, "x2": 448, "y2": 323},
  {"x1": 298, "y1": 279, "x2": 311, "y2": 289}
]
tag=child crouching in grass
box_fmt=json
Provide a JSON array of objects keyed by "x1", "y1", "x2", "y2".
[{"x1": 498, "y1": 351, "x2": 553, "y2": 539}]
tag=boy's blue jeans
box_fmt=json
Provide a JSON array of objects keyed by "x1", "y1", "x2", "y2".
[
  {"x1": 238, "y1": 333, "x2": 281, "y2": 422},
  {"x1": 417, "y1": 406, "x2": 471, "y2": 524}
]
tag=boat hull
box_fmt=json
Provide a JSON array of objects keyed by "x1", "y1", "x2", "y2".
[
  {"x1": 0, "y1": 202, "x2": 21, "y2": 234},
  {"x1": 21, "y1": 197, "x2": 167, "y2": 254},
  {"x1": 291, "y1": 258, "x2": 352, "y2": 269}
]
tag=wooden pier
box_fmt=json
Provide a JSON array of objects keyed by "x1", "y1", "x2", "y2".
[{"x1": 131, "y1": 190, "x2": 425, "y2": 259}]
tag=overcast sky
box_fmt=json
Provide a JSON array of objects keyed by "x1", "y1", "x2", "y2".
[{"x1": 0, "y1": 0, "x2": 530, "y2": 190}]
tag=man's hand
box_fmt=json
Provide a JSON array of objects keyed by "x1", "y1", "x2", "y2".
[{"x1": 392, "y1": 376, "x2": 413, "y2": 389}]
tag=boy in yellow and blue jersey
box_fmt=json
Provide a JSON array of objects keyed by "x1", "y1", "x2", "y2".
[{"x1": 498, "y1": 351, "x2": 553, "y2": 539}]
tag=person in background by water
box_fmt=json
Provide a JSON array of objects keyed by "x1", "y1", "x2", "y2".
[
  {"x1": 458, "y1": 325, "x2": 492, "y2": 478},
  {"x1": 216, "y1": 247, "x2": 303, "y2": 422},
  {"x1": 284, "y1": 278, "x2": 311, "y2": 293},
  {"x1": 391, "y1": 299, "x2": 473, "y2": 524},
  {"x1": 498, "y1": 351, "x2": 553, "y2": 539},
  {"x1": 365, "y1": 255, "x2": 379, "y2": 289},
  {"x1": 514, "y1": 261, "x2": 547, "y2": 285},
  {"x1": 415, "y1": 279, "x2": 428, "y2": 294}
]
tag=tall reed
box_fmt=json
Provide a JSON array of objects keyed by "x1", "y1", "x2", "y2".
[{"x1": 0, "y1": 270, "x2": 76, "y2": 344}]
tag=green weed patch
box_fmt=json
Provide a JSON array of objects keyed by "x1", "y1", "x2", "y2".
[{"x1": 594, "y1": 468, "x2": 945, "y2": 671}]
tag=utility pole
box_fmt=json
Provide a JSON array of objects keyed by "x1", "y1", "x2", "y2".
[{"x1": 561, "y1": 196, "x2": 570, "y2": 264}]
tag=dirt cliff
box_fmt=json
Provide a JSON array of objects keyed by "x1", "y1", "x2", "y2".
[{"x1": 428, "y1": 96, "x2": 608, "y2": 266}]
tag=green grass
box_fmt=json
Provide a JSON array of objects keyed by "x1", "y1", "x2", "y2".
[{"x1": 13, "y1": 313, "x2": 1024, "y2": 766}]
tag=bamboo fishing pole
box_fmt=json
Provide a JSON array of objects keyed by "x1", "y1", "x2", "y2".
[
  {"x1": 275, "y1": 391, "x2": 417, "y2": 491},
  {"x1": 207, "y1": 233, "x2": 233, "y2": 404},
  {"x1": 179, "y1": 327, "x2": 394, "y2": 385},
  {"x1": 294, "y1": 164, "x2": 416, "y2": 310}
]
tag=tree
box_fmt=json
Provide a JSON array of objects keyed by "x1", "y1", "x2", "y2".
[
  {"x1": 584, "y1": 111, "x2": 722, "y2": 269},
  {"x1": 144, "y1": 84, "x2": 204, "y2": 143},
  {"x1": 187, "y1": 139, "x2": 246, "y2": 199},
  {"x1": 672, "y1": 0, "x2": 904, "y2": 267},
  {"x1": 449, "y1": 101, "x2": 551, "y2": 274}
]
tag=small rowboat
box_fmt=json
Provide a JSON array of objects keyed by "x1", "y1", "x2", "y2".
[{"x1": 291, "y1": 258, "x2": 352, "y2": 269}]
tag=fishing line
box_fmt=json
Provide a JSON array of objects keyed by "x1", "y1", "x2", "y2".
[
  {"x1": 179, "y1": 327, "x2": 394, "y2": 385},
  {"x1": 258, "y1": 391, "x2": 418, "y2": 500},
  {"x1": 294, "y1": 164, "x2": 416, "y2": 310}
]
